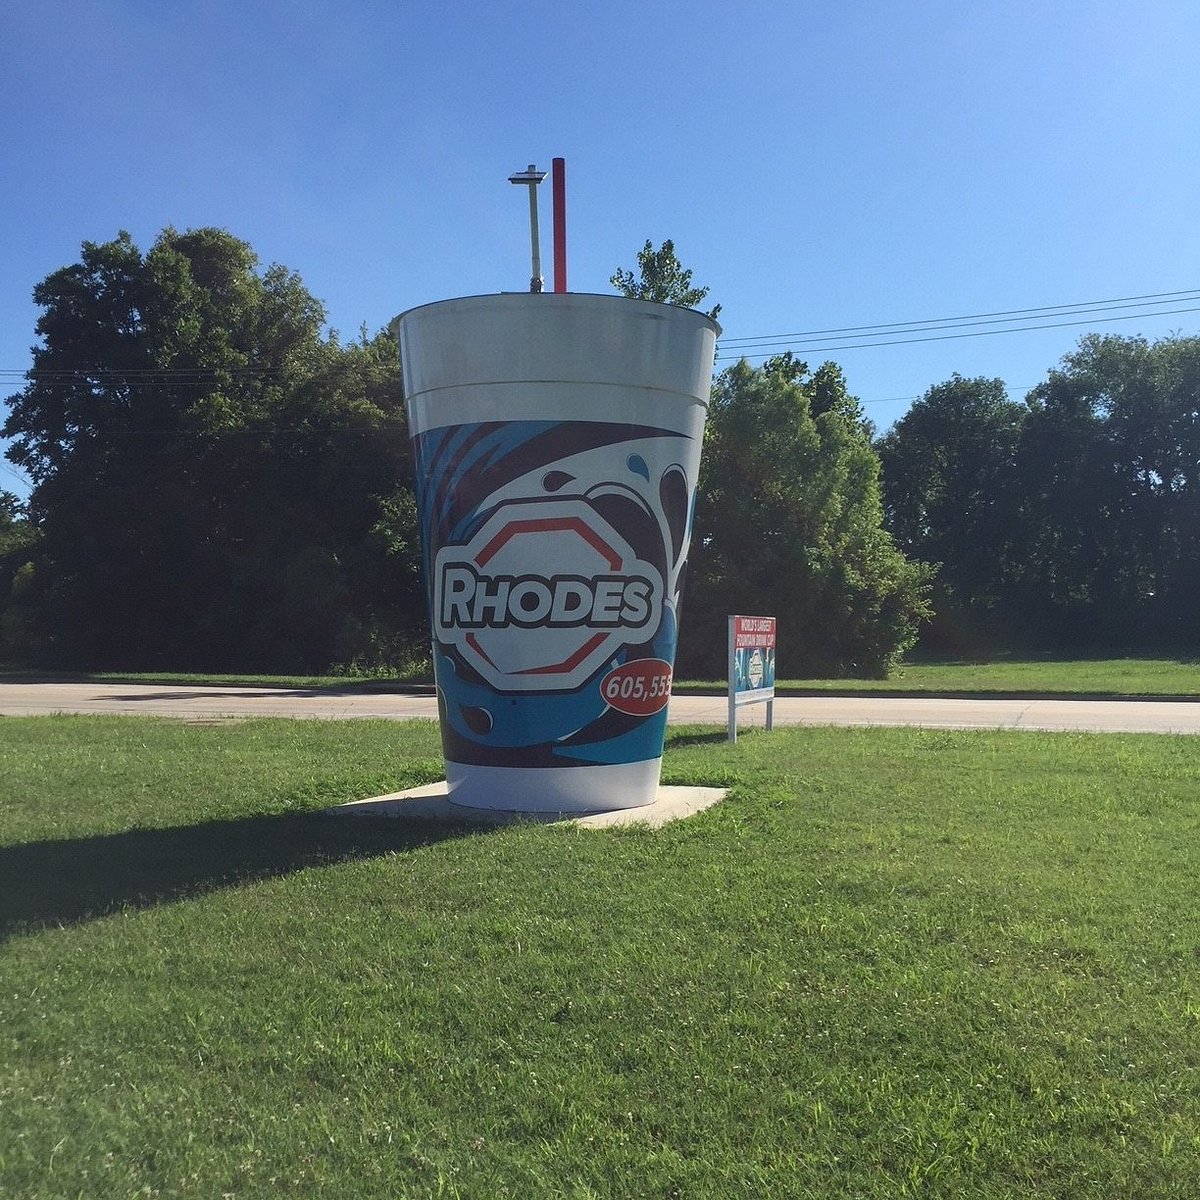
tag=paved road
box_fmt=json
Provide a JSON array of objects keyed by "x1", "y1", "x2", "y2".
[{"x1": 3, "y1": 681, "x2": 1200, "y2": 734}]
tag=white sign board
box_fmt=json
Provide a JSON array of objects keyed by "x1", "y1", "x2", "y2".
[{"x1": 728, "y1": 615, "x2": 777, "y2": 742}]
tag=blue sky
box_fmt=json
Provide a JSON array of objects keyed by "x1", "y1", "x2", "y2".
[{"x1": 3, "y1": 0, "x2": 1199, "y2": 501}]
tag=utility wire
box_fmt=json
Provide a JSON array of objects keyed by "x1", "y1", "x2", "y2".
[
  {"x1": 718, "y1": 288, "x2": 1200, "y2": 347},
  {"x1": 0, "y1": 289, "x2": 1196, "y2": 381},
  {"x1": 0, "y1": 460, "x2": 31, "y2": 489},
  {"x1": 716, "y1": 305, "x2": 1200, "y2": 362}
]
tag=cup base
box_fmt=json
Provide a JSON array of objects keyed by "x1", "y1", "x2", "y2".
[{"x1": 444, "y1": 758, "x2": 664, "y2": 812}]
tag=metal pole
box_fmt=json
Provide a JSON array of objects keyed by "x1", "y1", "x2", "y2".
[
  {"x1": 508, "y1": 164, "x2": 547, "y2": 293},
  {"x1": 727, "y1": 615, "x2": 738, "y2": 743},
  {"x1": 527, "y1": 177, "x2": 543, "y2": 292}
]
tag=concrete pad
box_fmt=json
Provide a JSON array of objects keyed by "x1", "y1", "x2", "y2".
[{"x1": 329, "y1": 782, "x2": 727, "y2": 829}]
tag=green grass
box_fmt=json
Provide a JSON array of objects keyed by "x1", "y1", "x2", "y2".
[
  {"x1": 0, "y1": 664, "x2": 434, "y2": 691},
  {"x1": 7, "y1": 652, "x2": 1190, "y2": 700},
  {"x1": 6, "y1": 655, "x2": 1200, "y2": 696},
  {"x1": 4, "y1": 718, "x2": 1200, "y2": 1196},
  {"x1": 676, "y1": 656, "x2": 1200, "y2": 697}
]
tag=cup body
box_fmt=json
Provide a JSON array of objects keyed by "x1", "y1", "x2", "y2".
[{"x1": 397, "y1": 293, "x2": 719, "y2": 811}]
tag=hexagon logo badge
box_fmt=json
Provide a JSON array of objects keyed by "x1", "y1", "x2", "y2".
[{"x1": 433, "y1": 498, "x2": 664, "y2": 692}]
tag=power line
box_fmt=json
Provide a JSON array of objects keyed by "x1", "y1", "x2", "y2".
[
  {"x1": 718, "y1": 288, "x2": 1200, "y2": 347},
  {"x1": 0, "y1": 288, "x2": 1196, "y2": 381},
  {"x1": 716, "y1": 305, "x2": 1200, "y2": 362},
  {"x1": 0, "y1": 459, "x2": 31, "y2": 489}
]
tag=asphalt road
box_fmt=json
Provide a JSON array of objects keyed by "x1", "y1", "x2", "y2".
[{"x1": 3, "y1": 681, "x2": 1200, "y2": 734}]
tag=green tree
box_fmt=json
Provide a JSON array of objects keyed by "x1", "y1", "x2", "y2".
[
  {"x1": 679, "y1": 355, "x2": 932, "y2": 678},
  {"x1": 610, "y1": 240, "x2": 928, "y2": 676},
  {"x1": 876, "y1": 375, "x2": 1026, "y2": 652},
  {"x1": 610, "y1": 239, "x2": 721, "y2": 320},
  {"x1": 1015, "y1": 333, "x2": 1200, "y2": 648},
  {"x1": 2, "y1": 228, "x2": 422, "y2": 671},
  {"x1": 0, "y1": 492, "x2": 32, "y2": 562},
  {"x1": 0, "y1": 491, "x2": 38, "y2": 658},
  {"x1": 877, "y1": 335, "x2": 1200, "y2": 654}
]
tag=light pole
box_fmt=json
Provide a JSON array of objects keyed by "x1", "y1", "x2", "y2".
[{"x1": 508, "y1": 164, "x2": 548, "y2": 293}]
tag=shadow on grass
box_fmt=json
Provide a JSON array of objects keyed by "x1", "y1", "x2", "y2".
[
  {"x1": 666, "y1": 729, "x2": 731, "y2": 749},
  {"x1": 0, "y1": 810, "x2": 473, "y2": 942}
]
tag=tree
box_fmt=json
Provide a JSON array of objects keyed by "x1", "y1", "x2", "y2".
[
  {"x1": 0, "y1": 492, "x2": 32, "y2": 561},
  {"x1": 876, "y1": 375, "x2": 1026, "y2": 652},
  {"x1": 0, "y1": 491, "x2": 37, "y2": 657},
  {"x1": 876, "y1": 335, "x2": 1200, "y2": 654},
  {"x1": 2, "y1": 228, "x2": 423, "y2": 671},
  {"x1": 609, "y1": 241, "x2": 928, "y2": 676},
  {"x1": 1015, "y1": 333, "x2": 1200, "y2": 648},
  {"x1": 679, "y1": 355, "x2": 932, "y2": 678},
  {"x1": 610, "y1": 239, "x2": 721, "y2": 320}
]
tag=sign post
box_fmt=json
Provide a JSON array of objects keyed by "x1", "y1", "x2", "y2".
[{"x1": 728, "y1": 615, "x2": 777, "y2": 743}]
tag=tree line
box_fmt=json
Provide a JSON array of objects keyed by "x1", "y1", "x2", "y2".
[
  {"x1": 0, "y1": 229, "x2": 931, "y2": 678},
  {"x1": 2, "y1": 227, "x2": 1195, "y2": 678},
  {"x1": 877, "y1": 335, "x2": 1200, "y2": 656},
  {"x1": 1, "y1": 229, "x2": 424, "y2": 673}
]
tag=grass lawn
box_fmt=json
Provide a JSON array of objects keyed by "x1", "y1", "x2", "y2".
[
  {"x1": 3, "y1": 717, "x2": 1200, "y2": 1197},
  {"x1": 0, "y1": 666, "x2": 432, "y2": 691},
  {"x1": 5, "y1": 655, "x2": 1199, "y2": 697},
  {"x1": 676, "y1": 656, "x2": 1200, "y2": 697}
]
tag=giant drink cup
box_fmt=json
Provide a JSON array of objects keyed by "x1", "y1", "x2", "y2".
[{"x1": 397, "y1": 293, "x2": 719, "y2": 811}]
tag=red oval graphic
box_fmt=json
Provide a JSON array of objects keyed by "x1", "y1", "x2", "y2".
[{"x1": 600, "y1": 659, "x2": 673, "y2": 716}]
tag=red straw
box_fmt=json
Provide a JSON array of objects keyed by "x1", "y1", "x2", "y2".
[{"x1": 552, "y1": 158, "x2": 567, "y2": 293}]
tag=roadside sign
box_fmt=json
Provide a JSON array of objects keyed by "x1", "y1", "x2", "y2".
[{"x1": 728, "y1": 615, "x2": 776, "y2": 742}]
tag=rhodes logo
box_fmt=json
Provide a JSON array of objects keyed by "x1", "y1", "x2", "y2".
[{"x1": 433, "y1": 498, "x2": 664, "y2": 692}]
